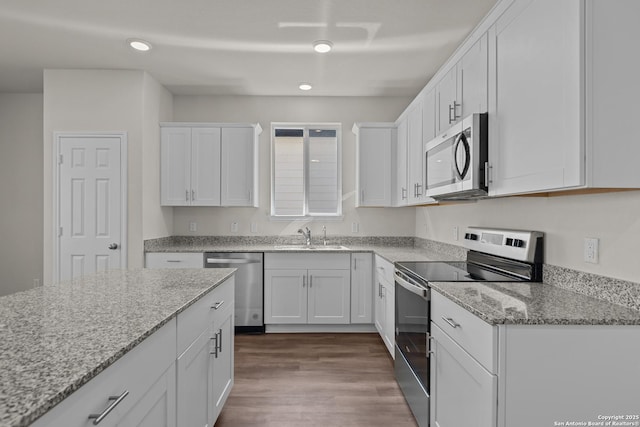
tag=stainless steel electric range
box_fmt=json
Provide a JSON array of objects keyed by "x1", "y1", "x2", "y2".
[{"x1": 393, "y1": 227, "x2": 544, "y2": 427}]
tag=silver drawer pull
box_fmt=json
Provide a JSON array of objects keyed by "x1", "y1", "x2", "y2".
[
  {"x1": 88, "y1": 390, "x2": 129, "y2": 425},
  {"x1": 442, "y1": 317, "x2": 460, "y2": 329},
  {"x1": 211, "y1": 301, "x2": 224, "y2": 310},
  {"x1": 166, "y1": 260, "x2": 182, "y2": 263}
]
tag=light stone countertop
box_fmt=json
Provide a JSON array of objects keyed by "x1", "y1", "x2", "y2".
[
  {"x1": 145, "y1": 239, "x2": 640, "y2": 325},
  {"x1": 430, "y1": 280, "x2": 640, "y2": 326},
  {"x1": 0, "y1": 268, "x2": 235, "y2": 427}
]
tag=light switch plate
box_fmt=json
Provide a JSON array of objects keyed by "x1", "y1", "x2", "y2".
[
  {"x1": 250, "y1": 222, "x2": 258, "y2": 233},
  {"x1": 231, "y1": 222, "x2": 239, "y2": 233},
  {"x1": 189, "y1": 222, "x2": 197, "y2": 232},
  {"x1": 584, "y1": 238, "x2": 599, "y2": 263}
]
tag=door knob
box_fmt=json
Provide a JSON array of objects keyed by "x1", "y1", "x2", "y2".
[{"x1": 108, "y1": 243, "x2": 119, "y2": 250}]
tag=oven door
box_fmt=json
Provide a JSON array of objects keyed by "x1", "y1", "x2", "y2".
[{"x1": 394, "y1": 270, "x2": 430, "y2": 427}]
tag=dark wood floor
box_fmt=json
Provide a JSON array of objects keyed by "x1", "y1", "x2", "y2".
[{"x1": 215, "y1": 333, "x2": 418, "y2": 427}]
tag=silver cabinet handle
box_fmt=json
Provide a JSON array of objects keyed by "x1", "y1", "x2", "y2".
[
  {"x1": 401, "y1": 187, "x2": 407, "y2": 200},
  {"x1": 185, "y1": 189, "x2": 189, "y2": 201},
  {"x1": 88, "y1": 391, "x2": 129, "y2": 425},
  {"x1": 353, "y1": 258, "x2": 357, "y2": 270},
  {"x1": 302, "y1": 276, "x2": 306, "y2": 287},
  {"x1": 211, "y1": 301, "x2": 224, "y2": 310},
  {"x1": 427, "y1": 333, "x2": 435, "y2": 356},
  {"x1": 416, "y1": 183, "x2": 423, "y2": 196},
  {"x1": 309, "y1": 275, "x2": 313, "y2": 288},
  {"x1": 166, "y1": 260, "x2": 182, "y2": 263},
  {"x1": 191, "y1": 189, "x2": 195, "y2": 201},
  {"x1": 442, "y1": 317, "x2": 460, "y2": 329},
  {"x1": 210, "y1": 335, "x2": 219, "y2": 357},
  {"x1": 216, "y1": 328, "x2": 222, "y2": 356}
]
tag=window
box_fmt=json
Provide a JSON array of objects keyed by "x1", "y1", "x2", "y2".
[{"x1": 271, "y1": 123, "x2": 342, "y2": 218}]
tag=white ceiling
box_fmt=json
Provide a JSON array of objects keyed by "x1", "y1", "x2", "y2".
[{"x1": 0, "y1": 0, "x2": 497, "y2": 97}]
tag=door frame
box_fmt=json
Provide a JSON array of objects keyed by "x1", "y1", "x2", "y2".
[{"x1": 52, "y1": 132, "x2": 128, "y2": 283}]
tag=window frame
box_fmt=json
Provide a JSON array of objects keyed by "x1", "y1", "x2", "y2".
[{"x1": 270, "y1": 122, "x2": 343, "y2": 220}]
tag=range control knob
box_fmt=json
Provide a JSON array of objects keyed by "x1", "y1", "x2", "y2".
[
  {"x1": 514, "y1": 239, "x2": 525, "y2": 248},
  {"x1": 464, "y1": 233, "x2": 479, "y2": 241}
]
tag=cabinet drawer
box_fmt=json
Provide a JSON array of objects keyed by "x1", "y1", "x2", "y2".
[
  {"x1": 177, "y1": 277, "x2": 234, "y2": 355},
  {"x1": 265, "y1": 253, "x2": 350, "y2": 270},
  {"x1": 431, "y1": 291, "x2": 497, "y2": 373},
  {"x1": 145, "y1": 252, "x2": 204, "y2": 268},
  {"x1": 374, "y1": 255, "x2": 394, "y2": 285},
  {"x1": 32, "y1": 320, "x2": 176, "y2": 427}
]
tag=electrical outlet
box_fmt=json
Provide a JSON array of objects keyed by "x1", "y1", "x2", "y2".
[
  {"x1": 250, "y1": 222, "x2": 258, "y2": 233},
  {"x1": 452, "y1": 226, "x2": 459, "y2": 241},
  {"x1": 351, "y1": 222, "x2": 359, "y2": 233},
  {"x1": 231, "y1": 222, "x2": 239, "y2": 233},
  {"x1": 189, "y1": 222, "x2": 197, "y2": 232},
  {"x1": 584, "y1": 238, "x2": 599, "y2": 264}
]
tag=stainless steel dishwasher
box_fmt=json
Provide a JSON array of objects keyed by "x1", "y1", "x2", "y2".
[{"x1": 204, "y1": 252, "x2": 264, "y2": 333}]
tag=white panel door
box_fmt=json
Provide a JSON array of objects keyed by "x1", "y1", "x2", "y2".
[
  {"x1": 58, "y1": 134, "x2": 125, "y2": 282},
  {"x1": 191, "y1": 127, "x2": 221, "y2": 206},
  {"x1": 221, "y1": 127, "x2": 254, "y2": 206}
]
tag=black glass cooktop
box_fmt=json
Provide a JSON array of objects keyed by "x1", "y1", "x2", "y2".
[{"x1": 396, "y1": 261, "x2": 526, "y2": 283}]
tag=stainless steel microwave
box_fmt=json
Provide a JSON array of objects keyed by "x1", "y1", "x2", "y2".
[{"x1": 424, "y1": 113, "x2": 488, "y2": 200}]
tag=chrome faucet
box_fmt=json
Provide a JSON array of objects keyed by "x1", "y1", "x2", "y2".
[{"x1": 298, "y1": 227, "x2": 312, "y2": 246}]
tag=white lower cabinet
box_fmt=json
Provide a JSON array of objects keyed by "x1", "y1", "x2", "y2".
[
  {"x1": 33, "y1": 278, "x2": 234, "y2": 427},
  {"x1": 374, "y1": 255, "x2": 395, "y2": 356},
  {"x1": 177, "y1": 277, "x2": 234, "y2": 427},
  {"x1": 264, "y1": 253, "x2": 351, "y2": 325},
  {"x1": 145, "y1": 252, "x2": 203, "y2": 268},
  {"x1": 430, "y1": 323, "x2": 497, "y2": 427},
  {"x1": 350, "y1": 253, "x2": 373, "y2": 324},
  {"x1": 32, "y1": 320, "x2": 177, "y2": 427},
  {"x1": 431, "y1": 290, "x2": 640, "y2": 427}
]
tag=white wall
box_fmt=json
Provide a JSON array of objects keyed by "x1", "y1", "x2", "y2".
[
  {"x1": 142, "y1": 74, "x2": 174, "y2": 240},
  {"x1": 172, "y1": 95, "x2": 416, "y2": 237},
  {"x1": 415, "y1": 191, "x2": 640, "y2": 283},
  {"x1": 0, "y1": 94, "x2": 43, "y2": 296},
  {"x1": 43, "y1": 69, "x2": 173, "y2": 283}
]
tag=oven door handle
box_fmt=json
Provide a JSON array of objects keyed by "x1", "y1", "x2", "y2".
[{"x1": 394, "y1": 272, "x2": 429, "y2": 299}]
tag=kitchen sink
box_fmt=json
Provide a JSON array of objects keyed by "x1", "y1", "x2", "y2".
[{"x1": 273, "y1": 245, "x2": 350, "y2": 251}]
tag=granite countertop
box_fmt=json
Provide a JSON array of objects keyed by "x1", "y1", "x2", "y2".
[
  {"x1": 0, "y1": 268, "x2": 235, "y2": 427},
  {"x1": 430, "y1": 281, "x2": 640, "y2": 326}
]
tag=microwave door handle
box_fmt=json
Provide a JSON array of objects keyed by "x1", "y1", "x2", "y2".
[{"x1": 453, "y1": 133, "x2": 471, "y2": 180}]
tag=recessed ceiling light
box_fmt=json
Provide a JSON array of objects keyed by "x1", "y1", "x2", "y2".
[
  {"x1": 313, "y1": 40, "x2": 333, "y2": 53},
  {"x1": 127, "y1": 39, "x2": 152, "y2": 52},
  {"x1": 299, "y1": 83, "x2": 312, "y2": 91}
]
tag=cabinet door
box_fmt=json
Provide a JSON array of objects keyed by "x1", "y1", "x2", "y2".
[
  {"x1": 407, "y1": 100, "x2": 425, "y2": 205},
  {"x1": 116, "y1": 363, "x2": 176, "y2": 427},
  {"x1": 430, "y1": 323, "x2": 497, "y2": 427},
  {"x1": 374, "y1": 280, "x2": 385, "y2": 338},
  {"x1": 395, "y1": 119, "x2": 409, "y2": 206},
  {"x1": 177, "y1": 329, "x2": 214, "y2": 427},
  {"x1": 422, "y1": 87, "x2": 437, "y2": 143},
  {"x1": 161, "y1": 127, "x2": 191, "y2": 206},
  {"x1": 489, "y1": 0, "x2": 582, "y2": 196},
  {"x1": 264, "y1": 269, "x2": 307, "y2": 324},
  {"x1": 191, "y1": 127, "x2": 221, "y2": 206},
  {"x1": 382, "y1": 282, "x2": 395, "y2": 356},
  {"x1": 221, "y1": 127, "x2": 256, "y2": 206},
  {"x1": 357, "y1": 127, "x2": 393, "y2": 207},
  {"x1": 211, "y1": 299, "x2": 234, "y2": 423},
  {"x1": 460, "y1": 33, "x2": 488, "y2": 117},
  {"x1": 436, "y1": 65, "x2": 459, "y2": 134},
  {"x1": 307, "y1": 269, "x2": 351, "y2": 324},
  {"x1": 350, "y1": 253, "x2": 373, "y2": 324}
]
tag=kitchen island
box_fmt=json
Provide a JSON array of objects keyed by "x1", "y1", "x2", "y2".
[{"x1": 0, "y1": 268, "x2": 235, "y2": 427}]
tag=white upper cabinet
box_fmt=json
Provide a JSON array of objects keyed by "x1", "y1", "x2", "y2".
[
  {"x1": 161, "y1": 126, "x2": 221, "y2": 206},
  {"x1": 395, "y1": 118, "x2": 409, "y2": 206},
  {"x1": 407, "y1": 99, "x2": 424, "y2": 204},
  {"x1": 436, "y1": 34, "x2": 489, "y2": 135},
  {"x1": 221, "y1": 126, "x2": 258, "y2": 206},
  {"x1": 488, "y1": 0, "x2": 640, "y2": 195},
  {"x1": 353, "y1": 123, "x2": 394, "y2": 207},
  {"x1": 488, "y1": 0, "x2": 582, "y2": 195},
  {"x1": 161, "y1": 123, "x2": 261, "y2": 207}
]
